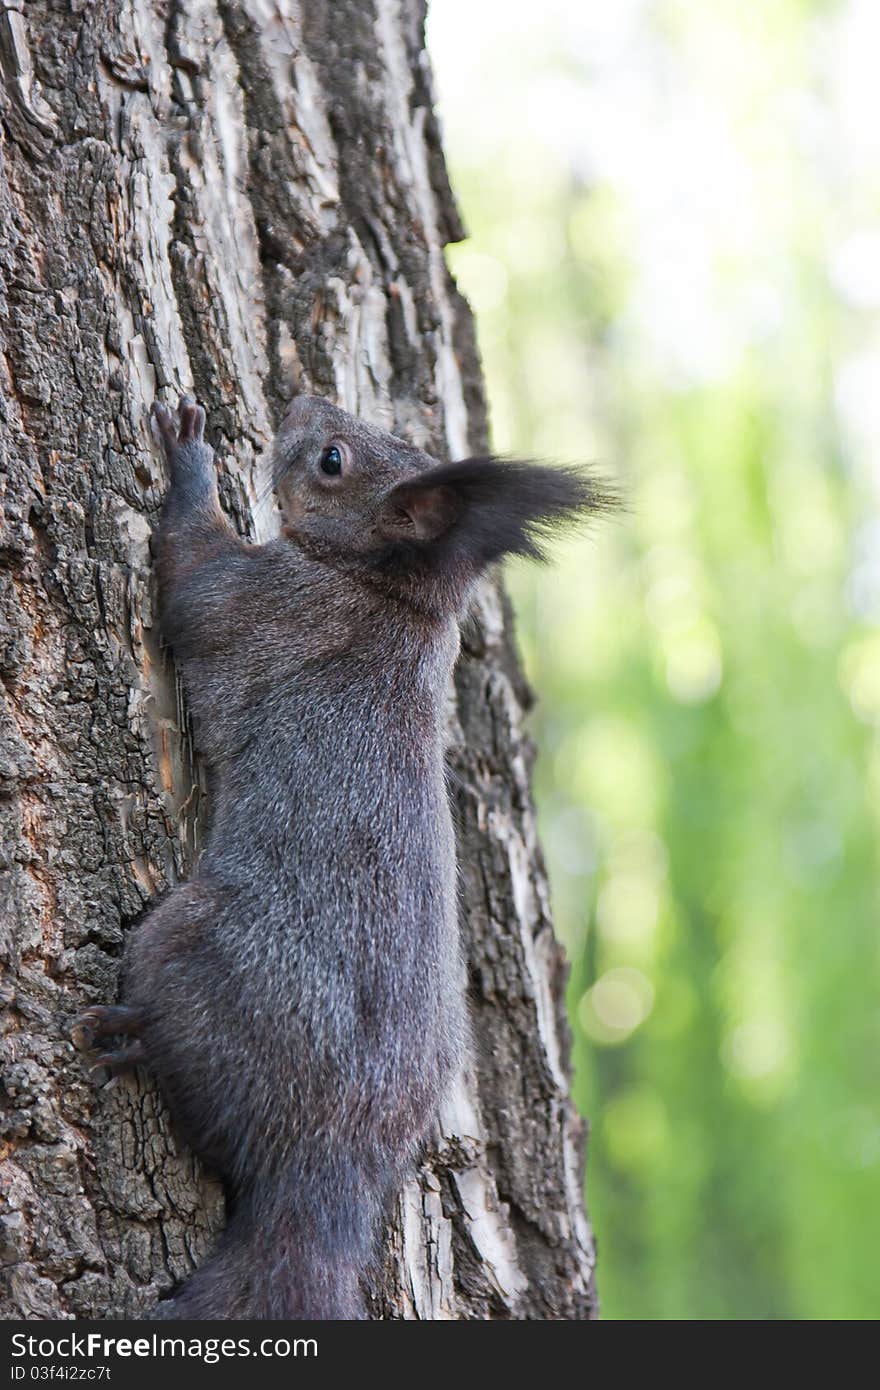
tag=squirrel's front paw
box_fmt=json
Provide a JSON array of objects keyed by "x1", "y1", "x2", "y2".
[{"x1": 151, "y1": 394, "x2": 214, "y2": 472}]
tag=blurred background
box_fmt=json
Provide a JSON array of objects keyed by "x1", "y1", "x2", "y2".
[{"x1": 429, "y1": 0, "x2": 880, "y2": 1320}]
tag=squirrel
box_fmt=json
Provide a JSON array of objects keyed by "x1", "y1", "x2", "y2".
[{"x1": 72, "y1": 393, "x2": 614, "y2": 1320}]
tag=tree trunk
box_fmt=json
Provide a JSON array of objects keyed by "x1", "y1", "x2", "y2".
[{"x1": 0, "y1": 0, "x2": 595, "y2": 1320}]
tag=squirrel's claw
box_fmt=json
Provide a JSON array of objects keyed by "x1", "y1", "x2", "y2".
[
  {"x1": 177, "y1": 396, "x2": 206, "y2": 443},
  {"x1": 71, "y1": 1004, "x2": 145, "y2": 1054},
  {"x1": 151, "y1": 400, "x2": 177, "y2": 449},
  {"x1": 91, "y1": 1040, "x2": 147, "y2": 1076},
  {"x1": 151, "y1": 396, "x2": 206, "y2": 451}
]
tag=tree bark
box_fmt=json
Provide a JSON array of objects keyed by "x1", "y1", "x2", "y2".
[{"x1": 0, "y1": 0, "x2": 595, "y2": 1320}]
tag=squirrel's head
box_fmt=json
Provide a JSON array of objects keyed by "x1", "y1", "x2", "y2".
[
  {"x1": 273, "y1": 395, "x2": 435, "y2": 556},
  {"x1": 272, "y1": 394, "x2": 617, "y2": 608}
]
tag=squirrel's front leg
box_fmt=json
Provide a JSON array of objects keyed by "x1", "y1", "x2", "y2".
[
  {"x1": 150, "y1": 395, "x2": 246, "y2": 654},
  {"x1": 152, "y1": 395, "x2": 226, "y2": 545}
]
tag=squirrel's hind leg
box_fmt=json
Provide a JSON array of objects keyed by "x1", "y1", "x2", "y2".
[
  {"x1": 71, "y1": 1003, "x2": 145, "y2": 1051},
  {"x1": 71, "y1": 1004, "x2": 148, "y2": 1076}
]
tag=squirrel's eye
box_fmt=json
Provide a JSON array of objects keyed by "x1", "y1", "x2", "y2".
[{"x1": 319, "y1": 446, "x2": 343, "y2": 476}]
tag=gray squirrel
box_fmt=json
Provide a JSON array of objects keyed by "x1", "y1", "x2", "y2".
[{"x1": 73, "y1": 393, "x2": 614, "y2": 1319}]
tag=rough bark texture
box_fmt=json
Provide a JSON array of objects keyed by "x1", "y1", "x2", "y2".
[{"x1": 0, "y1": 0, "x2": 595, "y2": 1320}]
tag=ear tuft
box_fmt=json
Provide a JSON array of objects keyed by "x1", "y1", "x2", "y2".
[{"x1": 377, "y1": 455, "x2": 618, "y2": 574}]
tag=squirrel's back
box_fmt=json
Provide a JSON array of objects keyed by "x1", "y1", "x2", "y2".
[{"x1": 75, "y1": 394, "x2": 614, "y2": 1319}]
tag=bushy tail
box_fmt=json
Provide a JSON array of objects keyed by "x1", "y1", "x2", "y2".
[{"x1": 152, "y1": 1177, "x2": 378, "y2": 1321}]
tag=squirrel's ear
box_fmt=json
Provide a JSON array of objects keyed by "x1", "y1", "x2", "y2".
[
  {"x1": 377, "y1": 456, "x2": 617, "y2": 570},
  {"x1": 378, "y1": 480, "x2": 462, "y2": 543}
]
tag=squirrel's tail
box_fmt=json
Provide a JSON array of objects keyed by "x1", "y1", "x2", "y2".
[{"x1": 152, "y1": 1171, "x2": 379, "y2": 1320}]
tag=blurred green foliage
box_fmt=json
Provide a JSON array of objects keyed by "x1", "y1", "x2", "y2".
[{"x1": 431, "y1": 0, "x2": 880, "y2": 1319}]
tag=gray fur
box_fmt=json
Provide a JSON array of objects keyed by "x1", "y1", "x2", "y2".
[{"x1": 74, "y1": 394, "x2": 614, "y2": 1320}]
